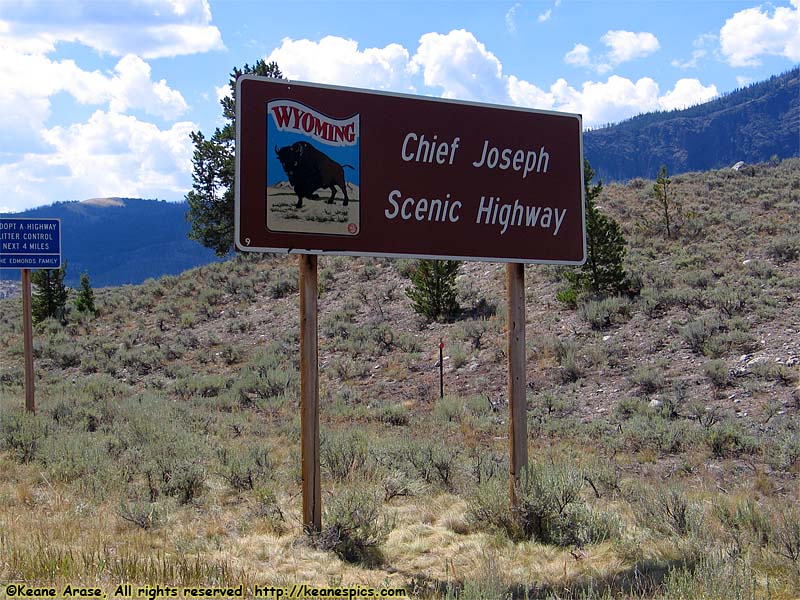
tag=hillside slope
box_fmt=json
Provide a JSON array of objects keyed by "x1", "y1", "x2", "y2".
[
  {"x1": 585, "y1": 68, "x2": 799, "y2": 181},
  {"x1": 0, "y1": 160, "x2": 799, "y2": 597}
]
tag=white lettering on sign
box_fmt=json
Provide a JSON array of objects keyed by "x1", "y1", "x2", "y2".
[
  {"x1": 476, "y1": 196, "x2": 567, "y2": 236},
  {"x1": 472, "y1": 141, "x2": 549, "y2": 178},
  {"x1": 400, "y1": 133, "x2": 460, "y2": 165},
  {"x1": 384, "y1": 189, "x2": 462, "y2": 222}
]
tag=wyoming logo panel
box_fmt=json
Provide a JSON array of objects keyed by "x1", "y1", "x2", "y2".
[{"x1": 266, "y1": 100, "x2": 361, "y2": 236}]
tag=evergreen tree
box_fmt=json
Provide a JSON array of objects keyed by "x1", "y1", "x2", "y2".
[
  {"x1": 31, "y1": 262, "x2": 68, "y2": 324},
  {"x1": 560, "y1": 161, "x2": 628, "y2": 302},
  {"x1": 74, "y1": 272, "x2": 97, "y2": 315},
  {"x1": 652, "y1": 164, "x2": 673, "y2": 238},
  {"x1": 186, "y1": 60, "x2": 284, "y2": 256},
  {"x1": 406, "y1": 259, "x2": 461, "y2": 321}
]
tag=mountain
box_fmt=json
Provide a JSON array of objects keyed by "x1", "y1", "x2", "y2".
[
  {"x1": 584, "y1": 68, "x2": 799, "y2": 181},
  {"x1": 1, "y1": 198, "x2": 222, "y2": 287}
]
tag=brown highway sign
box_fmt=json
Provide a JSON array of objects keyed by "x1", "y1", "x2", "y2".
[{"x1": 236, "y1": 76, "x2": 585, "y2": 264}]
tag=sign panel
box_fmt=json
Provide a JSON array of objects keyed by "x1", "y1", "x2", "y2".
[
  {"x1": 236, "y1": 77, "x2": 585, "y2": 264},
  {"x1": 0, "y1": 218, "x2": 62, "y2": 269}
]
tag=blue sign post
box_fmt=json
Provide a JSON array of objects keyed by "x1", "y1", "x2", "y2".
[
  {"x1": 0, "y1": 218, "x2": 61, "y2": 269},
  {"x1": 0, "y1": 217, "x2": 61, "y2": 414}
]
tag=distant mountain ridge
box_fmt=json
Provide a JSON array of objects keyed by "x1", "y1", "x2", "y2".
[
  {"x1": 584, "y1": 67, "x2": 799, "y2": 181},
  {"x1": 1, "y1": 198, "x2": 222, "y2": 287}
]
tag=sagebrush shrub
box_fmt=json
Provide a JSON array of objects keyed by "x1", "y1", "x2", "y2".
[
  {"x1": 313, "y1": 486, "x2": 393, "y2": 566},
  {"x1": 468, "y1": 460, "x2": 620, "y2": 546},
  {"x1": 321, "y1": 429, "x2": 370, "y2": 483}
]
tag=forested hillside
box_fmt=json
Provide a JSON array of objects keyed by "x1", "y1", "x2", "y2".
[{"x1": 585, "y1": 68, "x2": 799, "y2": 181}]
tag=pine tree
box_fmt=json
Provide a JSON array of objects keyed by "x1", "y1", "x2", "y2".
[
  {"x1": 560, "y1": 161, "x2": 628, "y2": 302},
  {"x1": 406, "y1": 259, "x2": 461, "y2": 321},
  {"x1": 186, "y1": 60, "x2": 284, "y2": 256},
  {"x1": 74, "y1": 272, "x2": 97, "y2": 315},
  {"x1": 652, "y1": 164, "x2": 673, "y2": 238},
  {"x1": 31, "y1": 262, "x2": 68, "y2": 324}
]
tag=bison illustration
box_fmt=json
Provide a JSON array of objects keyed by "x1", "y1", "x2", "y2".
[{"x1": 274, "y1": 141, "x2": 353, "y2": 208}]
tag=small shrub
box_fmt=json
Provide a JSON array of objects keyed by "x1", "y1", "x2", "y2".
[
  {"x1": 706, "y1": 420, "x2": 759, "y2": 458},
  {"x1": 378, "y1": 437, "x2": 462, "y2": 491},
  {"x1": 377, "y1": 404, "x2": 409, "y2": 426},
  {"x1": 450, "y1": 342, "x2": 468, "y2": 369},
  {"x1": 715, "y1": 498, "x2": 772, "y2": 553},
  {"x1": 119, "y1": 500, "x2": 168, "y2": 530},
  {"x1": 704, "y1": 359, "x2": 732, "y2": 391},
  {"x1": 630, "y1": 364, "x2": 666, "y2": 395},
  {"x1": 251, "y1": 486, "x2": 286, "y2": 534},
  {"x1": 314, "y1": 487, "x2": 393, "y2": 566},
  {"x1": 321, "y1": 429, "x2": 370, "y2": 483},
  {"x1": 772, "y1": 505, "x2": 800, "y2": 564},
  {"x1": 381, "y1": 470, "x2": 426, "y2": 502},
  {"x1": 468, "y1": 460, "x2": 620, "y2": 546},
  {"x1": 579, "y1": 296, "x2": 630, "y2": 329},
  {"x1": 681, "y1": 314, "x2": 722, "y2": 354},
  {"x1": 457, "y1": 320, "x2": 489, "y2": 350},
  {"x1": 768, "y1": 235, "x2": 800, "y2": 263},
  {"x1": 216, "y1": 445, "x2": 273, "y2": 492},
  {"x1": 623, "y1": 414, "x2": 685, "y2": 455},
  {"x1": 269, "y1": 276, "x2": 297, "y2": 299},
  {"x1": 751, "y1": 359, "x2": 798, "y2": 385},
  {"x1": 559, "y1": 348, "x2": 586, "y2": 383},
  {"x1": 0, "y1": 409, "x2": 49, "y2": 463}
]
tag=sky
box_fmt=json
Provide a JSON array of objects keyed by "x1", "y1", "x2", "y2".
[{"x1": 0, "y1": 0, "x2": 798, "y2": 213}]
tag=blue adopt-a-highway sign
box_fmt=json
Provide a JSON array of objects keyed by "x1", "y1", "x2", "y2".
[{"x1": 0, "y1": 218, "x2": 62, "y2": 269}]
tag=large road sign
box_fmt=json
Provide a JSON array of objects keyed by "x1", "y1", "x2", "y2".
[
  {"x1": 0, "y1": 218, "x2": 62, "y2": 269},
  {"x1": 236, "y1": 77, "x2": 585, "y2": 265}
]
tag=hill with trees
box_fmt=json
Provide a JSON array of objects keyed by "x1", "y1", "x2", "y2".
[
  {"x1": 585, "y1": 68, "x2": 799, "y2": 181},
  {"x1": 1, "y1": 198, "x2": 222, "y2": 287}
]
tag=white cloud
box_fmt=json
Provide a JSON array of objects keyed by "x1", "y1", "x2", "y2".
[
  {"x1": 0, "y1": 0, "x2": 223, "y2": 59},
  {"x1": 564, "y1": 43, "x2": 591, "y2": 67},
  {"x1": 601, "y1": 30, "x2": 660, "y2": 64},
  {"x1": 215, "y1": 84, "x2": 229, "y2": 103},
  {"x1": 0, "y1": 48, "x2": 188, "y2": 152},
  {"x1": 538, "y1": 0, "x2": 561, "y2": 23},
  {"x1": 658, "y1": 78, "x2": 718, "y2": 110},
  {"x1": 671, "y1": 49, "x2": 706, "y2": 70},
  {"x1": 506, "y1": 3, "x2": 522, "y2": 32},
  {"x1": 265, "y1": 36, "x2": 414, "y2": 91},
  {"x1": 720, "y1": 0, "x2": 800, "y2": 66},
  {"x1": 260, "y1": 31, "x2": 717, "y2": 129},
  {"x1": 412, "y1": 30, "x2": 505, "y2": 102},
  {"x1": 549, "y1": 76, "x2": 662, "y2": 126},
  {"x1": 565, "y1": 30, "x2": 659, "y2": 73},
  {"x1": 672, "y1": 33, "x2": 717, "y2": 69},
  {"x1": 507, "y1": 76, "x2": 555, "y2": 110},
  {"x1": 0, "y1": 110, "x2": 195, "y2": 209},
  {"x1": 107, "y1": 55, "x2": 188, "y2": 119}
]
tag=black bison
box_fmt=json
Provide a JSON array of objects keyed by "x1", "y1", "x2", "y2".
[{"x1": 274, "y1": 141, "x2": 353, "y2": 208}]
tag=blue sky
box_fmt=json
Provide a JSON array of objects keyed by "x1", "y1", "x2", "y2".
[{"x1": 0, "y1": 0, "x2": 798, "y2": 212}]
